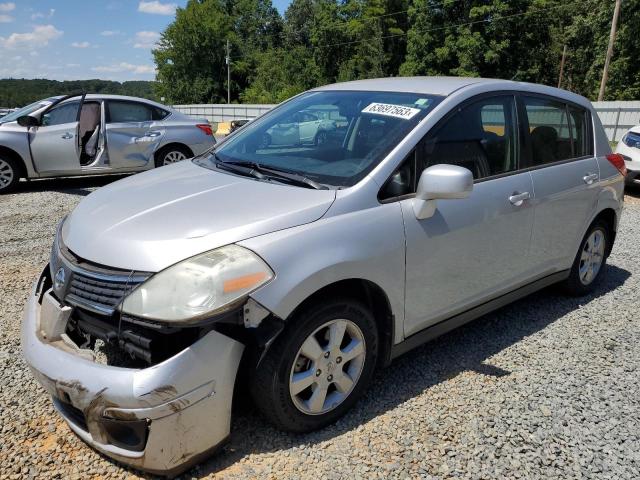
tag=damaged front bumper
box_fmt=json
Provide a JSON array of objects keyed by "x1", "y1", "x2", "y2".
[{"x1": 21, "y1": 269, "x2": 245, "y2": 476}]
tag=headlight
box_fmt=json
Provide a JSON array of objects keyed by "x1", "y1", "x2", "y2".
[
  {"x1": 121, "y1": 245, "x2": 273, "y2": 323},
  {"x1": 622, "y1": 132, "x2": 640, "y2": 148},
  {"x1": 50, "y1": 216, "x2": 66, "y2": 275}
]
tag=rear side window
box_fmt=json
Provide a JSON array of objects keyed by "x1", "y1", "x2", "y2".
[
  {"x1": 107, "y1": 101, "x2": 169, "y2": 123},
  {"x1": 421, "y1": 95, "x2": 518, "y2": 180},
  {"x1": 41, "y1": 101, "x2": 80, "y2": 126},
  {"x1": 568, "y1": 106, "x2": 592, "y2": 157},
  {"x1": 152, "y1": 106, "x2": 170, "y2": 120},
  {"x1": 523, "y1": 97, "x2": 574, "y2": 165}
]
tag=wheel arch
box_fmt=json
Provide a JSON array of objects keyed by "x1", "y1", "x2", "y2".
[
  {"x1": 590, "y1": 207, "x2": 617, "y2": 256},
  {"x1": 0, "y1": 145, "x2": 28, "y2": 178},
  {"x1": 154, "y1": 142, "x2": 194, "y2": 161},
  {"x1": 282, "y1": 278, "x2": 395, "y2": 368}
]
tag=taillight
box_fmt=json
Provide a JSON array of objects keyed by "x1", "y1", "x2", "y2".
[
  {"x1": 606, "y1": 153, "x2": 627, "y2": 177},
  {"x1": 196, "y1": 124, "x2": 213, "y2": 136}
]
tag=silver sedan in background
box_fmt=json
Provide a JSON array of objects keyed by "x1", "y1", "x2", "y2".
[{"x1": 0, "y1": 94, "x2": 215, "y2": 192}]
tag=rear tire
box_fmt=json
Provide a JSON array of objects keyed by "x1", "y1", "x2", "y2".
[
  {"x1": 250, "y1": 298, "x2": 378, "y2": 433},
  {"x1": 561, "y1": 220, "x2": 610, "y2": 296},
  {"x1": 154, "y1": 145, "x2": 192, "y2": 168},
  {"x1": 0, "y1": 155, "x2": 20, "y2": 193}
]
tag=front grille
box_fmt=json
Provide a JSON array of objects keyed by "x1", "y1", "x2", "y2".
[
  {"x1": 56, "y1": 245, "x2": 150, "y2": 315},
  {"x1": 66, "y1": 270, "x2": 145, "y2": 315}
]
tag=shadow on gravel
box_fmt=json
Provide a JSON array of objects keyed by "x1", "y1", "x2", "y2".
[
  {"x1": 14, "y1": 174, "x2": 130, "y2": 196},
  {"x1": 182, "y1": 264, "x2": 631, "y2": 479}
]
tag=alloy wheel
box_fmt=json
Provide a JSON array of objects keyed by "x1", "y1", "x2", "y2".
[
  {"x1": 163, "y1": 150, "x2": 187, "y2": 165},
  {"x1": 579, "y1": 229, "x2": 605, "y2": 286},
  {"x1": 289, "y1": 318, "x2": 366, "y2": 415},
  {"x1": 0, "y1": 159, "x2": 14, "y2": 189}
]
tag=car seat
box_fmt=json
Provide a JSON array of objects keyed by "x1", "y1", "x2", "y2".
[{"x1": 530, "y1": 126, "x2": 558, "y2": 164}]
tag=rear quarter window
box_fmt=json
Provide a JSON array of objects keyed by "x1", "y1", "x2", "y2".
[{"x1": 107, "y1": 101, "x2": 168, "y2": 123}]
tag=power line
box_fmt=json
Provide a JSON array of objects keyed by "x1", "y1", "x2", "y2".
[
  {"x1": 312, "y1": 0, "x2": 584, "y2": 50},
  {"x1": 310, "y1": 0, "x2": 469, "y2": 32}
]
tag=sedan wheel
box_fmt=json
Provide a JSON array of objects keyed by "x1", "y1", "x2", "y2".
[
  {"x1": 578, "y1": 229, "x2": 605, "y2": 286},
  {"x1": 0, "y1": 156, "x2": 19, "y2": 193},
  {"x1": 0, "y1": 158, "x2": 14, "y2": 189},
  {"x1": 162, "y1": 150, "x2": 187, "y2": 165},
  {"x1": 250, "y1": 299, "x2": 378, "y2": 432},
  {"x1": 562, "y1": 220, "x2": 609, "y2": 295},
  {"x1": 289, "y1": 319, "x2": 366, "y2": 415}
]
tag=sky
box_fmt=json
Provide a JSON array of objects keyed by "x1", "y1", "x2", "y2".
[{"x1": 0, "y1": 0, "x2": 293, "y2": 82}]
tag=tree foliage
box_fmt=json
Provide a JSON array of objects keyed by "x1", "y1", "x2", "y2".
[{"x1": 6, "y1": 0, "x2": 638, "y2": 106}]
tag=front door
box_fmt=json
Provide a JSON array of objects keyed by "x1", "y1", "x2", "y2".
[
  {"x1": 399, "y1": 94, "x2": 536, "y2": 337},
  {"x1": 104, "y1": 100, "x2": 165, "y2": 169},
  {"x1": 30, "y1": 98, "x2": 82, "y2": 174}
]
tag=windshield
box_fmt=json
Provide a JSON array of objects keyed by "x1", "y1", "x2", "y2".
[
  {"x1": 199, "y1": 90, "x2": 441, "y2": 187},
  {"x1": 0, "y1": 98, "x2": 55, "y2": 124}
]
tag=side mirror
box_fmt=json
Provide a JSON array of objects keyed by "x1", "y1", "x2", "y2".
[
  {"x1": 17, "y1": 115, "x2": 40, "y2": 128},
  {"x1": 413, "y1": 164, "x2": 473, "y2": 219}
]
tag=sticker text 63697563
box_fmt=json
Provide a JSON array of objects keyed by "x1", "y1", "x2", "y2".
[{"x1": 362, "y1": 103, "x2": 421, "y2": 120}]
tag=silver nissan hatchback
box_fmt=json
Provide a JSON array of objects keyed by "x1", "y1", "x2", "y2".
[{"x1": 22, "y1": 77, "x2": 625, "y2": 475}]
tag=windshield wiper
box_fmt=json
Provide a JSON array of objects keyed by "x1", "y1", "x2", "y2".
[
  {"x1": 214, "y1": 159, "x2": 267, "y2": 181},
  {"x1": 215, "y1": 158, "x2": 327, "y2": 190}
]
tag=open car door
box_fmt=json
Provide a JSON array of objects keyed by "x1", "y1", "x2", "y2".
[{"x1": 29, "y1": 94, "x2": 85, "y2": 174}]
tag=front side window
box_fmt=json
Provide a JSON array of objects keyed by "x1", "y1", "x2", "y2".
[
  {"x1": 422, "y1": 95, "x2": 518, "y2": 180},
  {"x1": 523, "y1": 96, "x2": 573, "y2": 165},
  {"x1": 202, "y1": 91, "x2": 441, "y2": 188},
  {"x1": 107, "y1": 101, "x2": 153, "y2": 123},
  {"x1": 41, "y1": 101, "x2": 80, "y2": 126}
]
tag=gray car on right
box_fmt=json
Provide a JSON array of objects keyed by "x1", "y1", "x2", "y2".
[{"x1": 23, "y1": 77, "x2": 625, "y2": 474}]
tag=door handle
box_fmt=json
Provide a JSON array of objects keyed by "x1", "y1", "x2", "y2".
[
  {"x1": 61, "y1": 132, "x2": 73, "y2": 139},
  {"x1": 509, "y1": 191, "x2": 531, "y2": 206},
  {"x1": 583, "y1": 173, "x2": 598, "y2": 185},
  {"x1": 145, "y1": 131, "x2": 162, "y2": 137}
]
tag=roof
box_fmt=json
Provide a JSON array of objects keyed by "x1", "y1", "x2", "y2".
[
  {"x1": 48, "y1": 93, "x2": 166, "y2": 107},
  {"x1": 314, "y1": 76, "x2": 495, "y2": 96},
  {"x1": 313, "y1": 76, "x2": 591, "y2": 108}
]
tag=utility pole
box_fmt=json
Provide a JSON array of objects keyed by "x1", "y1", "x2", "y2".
[
  {"x1": 557, "y1": 45, "x2": 567, "y2": 89},
  {"x1": 598, "y1": 0, "x2": 622, "y2": 101},
  {"x1": 226, "y1": 39, "x2": 231, "y2": 104}
]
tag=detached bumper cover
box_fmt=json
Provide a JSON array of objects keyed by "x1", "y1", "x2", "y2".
[{"x1": 21, "y1": 272, "x2": 244, "y2": 475}]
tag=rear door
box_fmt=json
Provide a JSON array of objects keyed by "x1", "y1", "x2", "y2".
[
  {"x1": 521, "y1": 96, "x2": 599, "y2": 273},
  {"x1": 30, "y1": 97, "x2": 83, "y2": 174},
  {"x1": 104, "y1": 100, "x2": 165, "y2": 169}
]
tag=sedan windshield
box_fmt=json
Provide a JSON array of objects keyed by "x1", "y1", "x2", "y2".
[
  {"x1": 200, "y1": 90, "x2": 441, "y2": 187},
  {"x1": 0, "y1": 98, "x2": 55, "y2": 124}
]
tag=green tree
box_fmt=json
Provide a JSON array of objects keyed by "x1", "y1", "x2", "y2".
[
  {"x1": 241, "y1": 46, "x2": 322, "y2": 102},
  {"x1": 400, "y1": 0, "x2": 562, "y2": 84},
  {"x1": 153, "y1": 0, "x2": 282, "y2": 104},
  {"x1": 561, "y1": 0, "x2": 640, "y2": 100}
]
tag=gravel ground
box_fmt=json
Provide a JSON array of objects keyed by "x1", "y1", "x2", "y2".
[{"x1": 1, "y1": 178, "x2": 639, "y2": 479}]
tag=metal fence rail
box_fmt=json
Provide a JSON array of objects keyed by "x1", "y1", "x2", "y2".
[{"x1": 174, "y1": 101, "x2": 640, "y2": 142}]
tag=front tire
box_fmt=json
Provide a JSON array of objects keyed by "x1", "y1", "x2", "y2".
[
  {"x1": 0, "y1": 155, "x2": 20, "y2": 193},
  {"x1": 250, "y1": 299, "x2": 379, "y2": 433},
  {"x1": 562, "y1": 220, "x2": 610, "y2": 296}
]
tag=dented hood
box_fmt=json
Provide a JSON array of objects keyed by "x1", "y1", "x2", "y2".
[{"x1": 62, "y1": 160, "x2": 336, "y2": 272}]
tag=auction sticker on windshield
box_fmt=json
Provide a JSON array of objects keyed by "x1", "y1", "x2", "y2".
[{"x1": 362, "y1": 103, "x2": 421, "y2": 120}]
